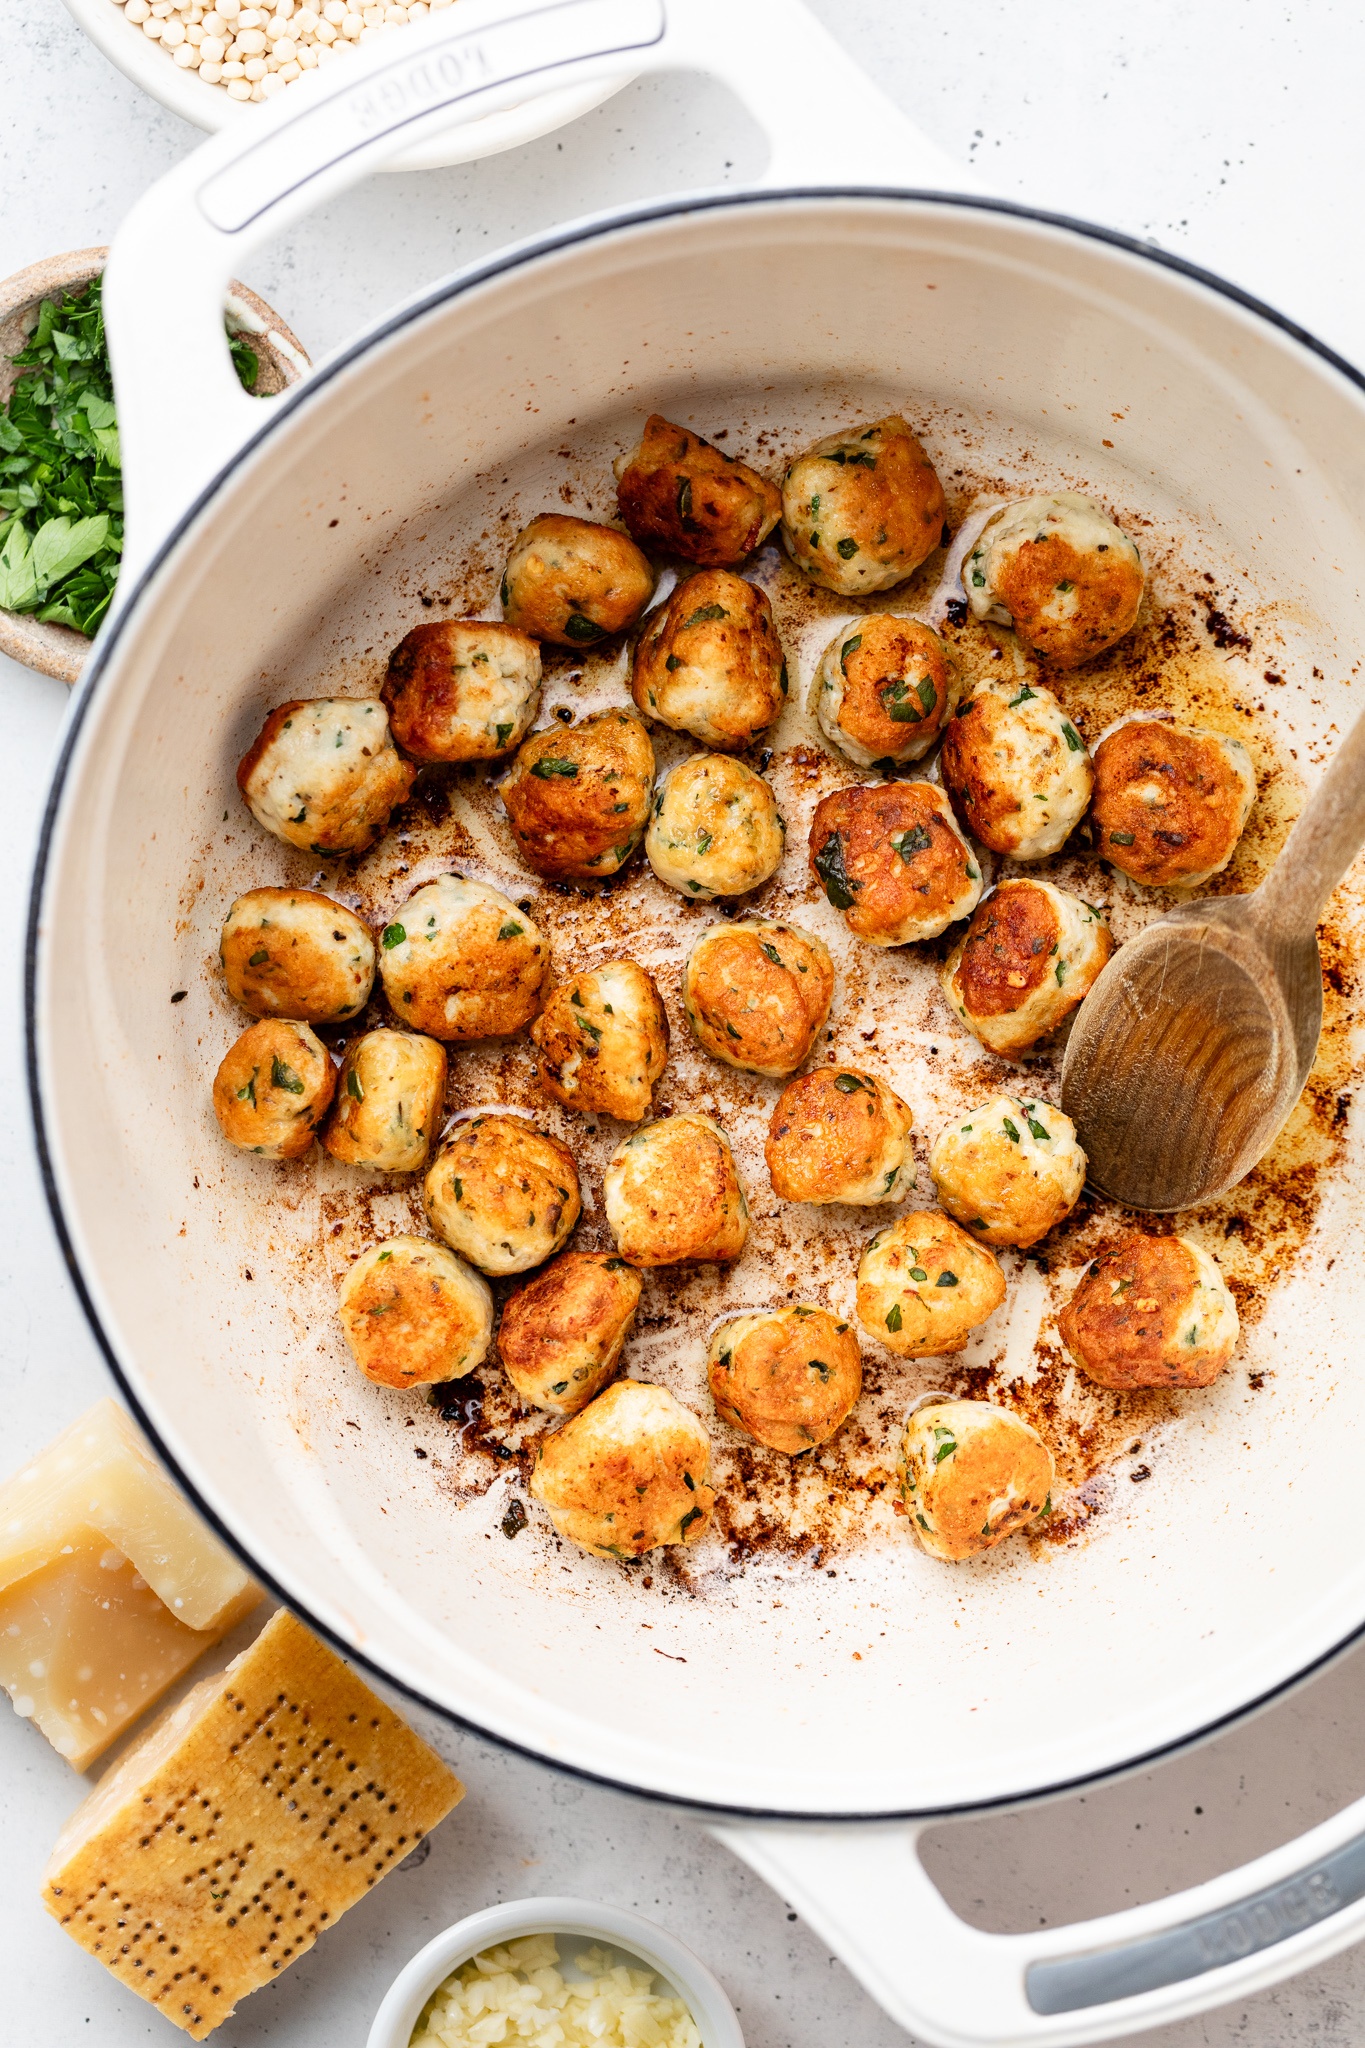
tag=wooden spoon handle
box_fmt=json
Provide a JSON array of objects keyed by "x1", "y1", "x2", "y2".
[{"x1": 1250, "y1": 699, "x2": 1365, "y2": 940}]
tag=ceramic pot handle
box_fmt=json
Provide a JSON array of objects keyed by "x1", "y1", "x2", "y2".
[
  {"x1": 712, "y1": 1797, "x2": 1365, "y2": 2047},
  {"x1": 101, "y1": 0, "x2": 967, "y2": 591}
]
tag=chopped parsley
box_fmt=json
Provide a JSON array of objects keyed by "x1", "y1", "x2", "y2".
[
  {"x1": 0, "y1": 275, "x2": 257, "y2": 636},
  {"x1": 497, "y1": 921, "x2": 524, "y2": 940},
  {"x1": 683, "y1": 601, "x2": 728, "y2": 628},
  {"x1": 381, "y1": 922, "x2": 406, "y2": 949},
  {"x1": 834, "y1": 1072, "x2": 869, "y2": 1093},
  {"x1": 530, "y1": 757, "x2": 580, "y2": 778},
  {"x1": 891, "y1": 822, "x2": 932, "y2": 862},
  {"x1": 1008, "y1": 684, "x2": 1037, "y2": 708},
  {"x1": 885, "y1": 1302, "x2": 903, "y2": 1332},
  {"x1": 813, "y1": 830, "x2": 856, "y2": 908},
  {"x1": 270, "y1": 1055, "x2": 304, "y2": 1095}
]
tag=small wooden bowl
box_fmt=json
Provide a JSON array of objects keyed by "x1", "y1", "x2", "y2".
[{"x1": 0, "y1": 248, "x2": 309, "y2": 685}]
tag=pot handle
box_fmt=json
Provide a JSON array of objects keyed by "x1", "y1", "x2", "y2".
[
  {"x1": 711, "y1": 1797, "x2": 1365, "y2": 2048},
  {"x1": 101, "y1": 0, "x2": 969, "y2": 591}
]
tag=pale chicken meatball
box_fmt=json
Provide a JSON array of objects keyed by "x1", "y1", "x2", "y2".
[
  {"x1": 765, "y1": 1067, "x2": 914, "y2": 1205},
  {"x1": 499, "y1": 709, "x2": 654, "y2": 882},
  {"x1": 424, "y1": 1113, "x2": 581, "y2": 1276},
  {"x1": 814, "y1": 615, "x2": 959, "y2": 769},
  {"x1": 377, "y1": 874, "x2": 549, "y2": 1042},
  {"x1": 219, "y1": 888, "x2": 374, "y2": 1023},
  {"x1": 1058, "y1": 1231, "x2": 1240, "y2": 1389},
  {"x1": 211, "y1": 1019, "x2": 336, "y2": 1160},
  {"x1": 531, "y1": 961, "x2": 670, "y2": 1123},
  {"x1": 857, "y1": 1211, "x2": 1006, "y2": 1357},
  {"x1": 380, "y1": 619, "x2": 541, "y2": 764},
  {"x1": 682, "y1": 919, "x2": 834, "y2": 1079},
  {"x1": 963, "y1": 493, "x2": 1145, "y2": 667},
  {"x1": 782, "y1": 415, "x2": 947, "y2": 595},
  {"x1": 940, "y1": 880, "x2": 1112, "y2": 1058},
  {"x1": 808, "y1": 781, "x2": 981, "y2": 946},
  {"x1": 899, "y1": 1399, "x2": 1053, "y2": 1561},
  {"x1": 603, "y1": 1114, "x2": 749, "y2": 1267},
  {"x1": 939, "y1": 676, "x2": 1094, "y2": 860},
  {"x1": 930, "y1": 1094, "x2": 1086, "y2": 1248},
  {"x1": 632, "y1": 570, "x2": 786, "y2": 751},
  {"x1": 1091, "y1": 716, "x2": 1256, "y2": 888},
  {"x1": 646, "y1": 754, "x2": 785, "y2": 900},
  {"x1": 322, "y1": 1029, "x2": 447, "y2": 1173},
  {"x1": 497, "y1": 1251, "x2": 642, "y2": 1414},
  {"x1": 614, "y1": 413, "x2": 782, "y2": 566},
  {"x1": 707, "y1": 1306, "x2": 862, "y2": 1455},
  {"x1": 236, "y1": 698, "x2": 415, "y2": 856},
  {"x1": 500, "y1": 513, "x2": 655, "y2": 647},
  {"x1": 529, "y1": 1379, "x2": 715, "y2": 1561},
  {"x1": 337, "y1": 1235, "x2": 493, "y2": 1391}
]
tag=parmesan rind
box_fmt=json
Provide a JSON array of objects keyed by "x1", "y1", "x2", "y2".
[{"x1": 42, "y1": 1609, "x2": 464, "y2": 2039}]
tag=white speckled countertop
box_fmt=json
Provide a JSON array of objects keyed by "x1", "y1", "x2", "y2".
[{"x1": 4, "y1": 5, "x2": 1365, "y2": 2042}]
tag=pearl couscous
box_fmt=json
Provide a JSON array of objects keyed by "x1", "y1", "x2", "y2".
[
  {"x1": 108, "y1": 0, "x2": 459, "y2": 103},
  {"x1": 411, "y1": 1936, "x2": 701, "y2": 2048}
]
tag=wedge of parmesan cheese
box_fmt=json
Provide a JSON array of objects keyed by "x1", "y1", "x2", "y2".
[
  {"x1": 43, "y1": 1608, "x2": 465, "y2": 2038},
  {"x1": 0, "y1": 1400, "x2": 261, "y2": 1768}
]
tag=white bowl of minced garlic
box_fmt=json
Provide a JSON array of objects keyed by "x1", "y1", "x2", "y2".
[
  {"x1": 58, "y1": 0, "x2": 633, "y2": 171},
  {"x1": 367, "y1": 1899, "x2": 745, "y2": 2048}
]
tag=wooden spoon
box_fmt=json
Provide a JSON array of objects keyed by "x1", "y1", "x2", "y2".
[{"x1": 1060, "y1": 707, "x2": 1365, "y2": 1211}]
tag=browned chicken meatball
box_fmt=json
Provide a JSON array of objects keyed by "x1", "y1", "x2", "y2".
[
  {"x1": 380, "y1": 619, "x2": 542, "y2": 764},
  {"x1": 707, "y1": 1306, "x2": 862, "y2": 1454},
  {"x1": 603, "y1": 1114, "x2": 749, "y2": 1266},
  {"x1": 322, "y1": 1029, "x2": 448, "y2": 1172},
  {"x1": 940, "y1": 879, "x2": 1112, "y2": 1058},
  {"x1": 899, "y1": 1399, "x2": 1054, "y2": 1561},
  {"x1": 615, "y1": 414, "x2": 781, "y2": 566},
  {"x1": 814, "y1": 615, "x2": 959, "y2": 769},
  {"x1": 1090, "y1": 717, "x2": 1256, "y2": 888},
  {"x1": 499, "y1": 709, "x2": 655, "y2": 883},
  {"x1": 500, "y1": 514, "x2": 655, "y2": 647},
  {"x1": 782, "y1": 415, "x2": 947, "y2": 596},
  {"x1": 531, "y1": 961, "x2": 670, "y2": 1123},
  {"x1": 219, "y1": 888, "x2": 374, "y2": 1023},
  {"x1": 529, "y1": 1379, "x2": 715, "y2": 1560},
  {"x1": 337, "y1": 1236, "x2": 493, "y2": 1390},
  {"x1": 631, "y1": 570, "x2": 786, "y2": 751},
  {"x1": 963, "y1": 494, "x2": 1146, "y2": 667},
  {"x1": 212, "y1": 1019, "x2": 336, "y2": 1160},
  {"x1": 236, "y1": 698, "x2": 415, "y2": 856},
  {"x1": 938, "y1": 676, "x2": 1093, "y2": 861},
  {"x1": 497, "y1": 1251, "x2": 642, "y2": 1414},
  {"x1": 424, "y1": 1113, "x2": 582, "y2": 1276},
  {"x1": 857, "y1": 1211, "x2": 1006, "y2": 1357},
  {"x1": 1058, "y1": 1232, "x2": 1241, "y2": 1389},
  {"x1": 765, "y1": 1067, "x2": 914, "y2": 1205},
  {"x1": 808, "y1": 781, "x2": 982, "y2": 946},
  {"x1": 377, "y1": 875, "x2": 549, "y2": 1042},
  {"x1": 682, "y1": 919, "x2": 834, "y2": 1078}
]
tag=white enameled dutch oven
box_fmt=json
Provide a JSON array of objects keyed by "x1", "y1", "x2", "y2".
[{"x1": 27, "y1": 3, "x2": 1365, "y2": 2043}]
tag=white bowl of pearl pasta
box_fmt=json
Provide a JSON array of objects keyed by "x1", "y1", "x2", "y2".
[{"x1": 59, "y1": 0, "x2": 634, "y2": 171}]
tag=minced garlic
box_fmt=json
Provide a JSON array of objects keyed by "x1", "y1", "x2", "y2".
[
  {"x1": 412, "y1": 1935, "x2": 702, "y2": 2048},
  {"x1": 108, "y1": 0, "x2": 460, "y2": 104}
]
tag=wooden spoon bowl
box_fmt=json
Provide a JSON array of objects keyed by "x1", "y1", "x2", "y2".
[
  {"x1": 1062, "y1": 706, "x2": 1365, "y2": 1212},
  {"x1": 0, "y1": 247, "x2": 309, "y2": 685}
]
